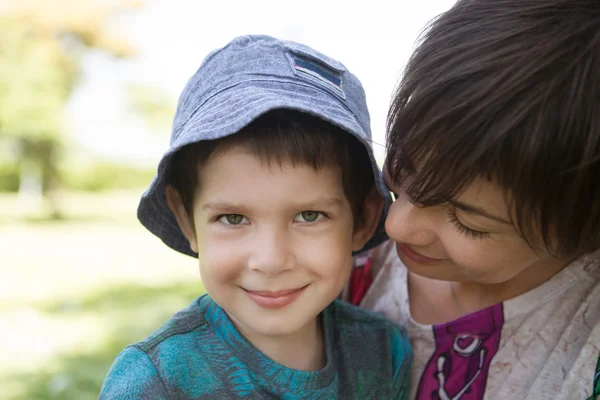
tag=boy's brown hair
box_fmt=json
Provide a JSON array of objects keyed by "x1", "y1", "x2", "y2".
[{"x1": 168, "y1": 109, "x2": 375, "y2": 228}]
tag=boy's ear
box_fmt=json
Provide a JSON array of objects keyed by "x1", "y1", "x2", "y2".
[
  {"x1": 165, "y1": 185, "x2": 199, "y2": 253},
  {"x1": 351, "y1": 185, "x2": 385, "y2": 252}
]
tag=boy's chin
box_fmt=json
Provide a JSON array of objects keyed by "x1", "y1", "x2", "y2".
[{"x1": 224, "y1": 302, "x2": 323, "y2": 341}]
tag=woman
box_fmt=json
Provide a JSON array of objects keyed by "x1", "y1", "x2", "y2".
[{"x1": 353, "y1": 0, "x2": 600, "y2": 398}]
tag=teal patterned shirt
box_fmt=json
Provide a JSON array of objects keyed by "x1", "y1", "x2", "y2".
[{"x1": 100, "y1": 295, "x2": 412, "y2": 399}]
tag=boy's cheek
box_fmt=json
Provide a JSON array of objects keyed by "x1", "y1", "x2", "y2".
[
  {"x1": 198, "y1": 224, "x2": 354, "y2": 278},
  {"x1": 199, "y1": 243, "x2": 247, "y2": 283},
  {"x1": 296, "y1": 234, "x2": 355, "y2": 275}
]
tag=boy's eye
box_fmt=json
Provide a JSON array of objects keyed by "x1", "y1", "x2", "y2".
[
  {"x1": 294, "y1": 211, "x2": 323, "y2": 223},
  {"x1": 219, "y1": 214, "x2": 247, "y2": 225}
]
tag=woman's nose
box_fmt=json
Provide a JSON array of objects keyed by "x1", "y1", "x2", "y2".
[{"x1": 385, "y1": 192, "x2": 439, "y2": 246}]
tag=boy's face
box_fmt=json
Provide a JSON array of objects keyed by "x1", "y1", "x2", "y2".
[{"x1": 173, "y1": 146, "x2": 369, "y2": 340}]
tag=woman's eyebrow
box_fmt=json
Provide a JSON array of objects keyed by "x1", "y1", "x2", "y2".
[{"x1": 450, "y1": 200, "x2": 512, "y2": 225}]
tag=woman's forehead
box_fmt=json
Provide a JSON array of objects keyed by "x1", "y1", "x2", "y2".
[{"x1": 457, "y1": 179, "x2": 512, "y2": 222}]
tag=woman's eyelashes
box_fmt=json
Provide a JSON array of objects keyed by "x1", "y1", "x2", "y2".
[{"x1": 446, "y1": 208, "x2": 490, "y2": 239}]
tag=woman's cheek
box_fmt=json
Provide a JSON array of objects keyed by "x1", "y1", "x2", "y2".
[{"x1": 444, "y1": 234, "x2": 501, "y2": 274}]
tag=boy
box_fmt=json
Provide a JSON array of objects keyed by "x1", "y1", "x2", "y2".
[{"x1": 99, "y1": 35, "x2": 411, "y2": 399}]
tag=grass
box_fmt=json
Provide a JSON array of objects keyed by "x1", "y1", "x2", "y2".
[{"x1": 0, "y1": 190, "x2": 204, "y2": 400}]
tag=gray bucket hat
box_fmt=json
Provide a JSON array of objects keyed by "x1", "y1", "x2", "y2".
[{"x1": 138, "y1": 35, "x2": 390, "y2": 257}]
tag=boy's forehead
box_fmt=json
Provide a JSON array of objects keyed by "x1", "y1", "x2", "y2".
[
  {"x1": 202, "y1": 140, "x2": 343, "y2": 172},
  {"x1": 194, "y1": 148, "x2": 348, "y2": 210},
  {"x1": 200, "y1": 145, "x2": 343, "y2": 180}
]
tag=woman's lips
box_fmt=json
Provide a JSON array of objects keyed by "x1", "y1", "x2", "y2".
[
  {"x1": 244, "y1": 286, "x2": 307, "y2": 309},
  {"x1": 396, "y1": 243, "x2": 446, "y2": 263}
]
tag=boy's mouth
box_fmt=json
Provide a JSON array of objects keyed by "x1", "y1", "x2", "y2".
[{"x1": 243, "y1": 285, "x2": 308, "y2": 309}]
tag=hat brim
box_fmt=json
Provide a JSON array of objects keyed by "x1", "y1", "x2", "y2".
[{"x1": 138, "y1": 79, "x2": 390, "y2": 257}]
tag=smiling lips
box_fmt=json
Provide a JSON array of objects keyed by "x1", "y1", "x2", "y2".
[
  {"x1": 396, "y1": 243, "x2": 446, "y2": 264},
  {"x1": 244, "y1": 286, "x2": 307, "y2": 309}
]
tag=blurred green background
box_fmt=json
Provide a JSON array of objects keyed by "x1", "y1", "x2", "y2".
[
  {"x1": 0, "y1": 1, "x2": 201, "y2": 399},
  {"x1": 0, "y1": 190, "x2": 201, "y2": 400}
]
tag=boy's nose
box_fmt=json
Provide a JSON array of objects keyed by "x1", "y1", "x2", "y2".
[{"x1": 247, "y1": 227, "x2": 293, "y2": 276}]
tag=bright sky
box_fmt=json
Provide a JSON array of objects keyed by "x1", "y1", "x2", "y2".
[{"x1": 66, "y1": 0, "x2": 456, "y2": 167}]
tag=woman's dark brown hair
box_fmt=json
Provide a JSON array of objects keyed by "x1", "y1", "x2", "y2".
[{"x1": 387, "y1": 0, "x2": 600, "y2": 258}]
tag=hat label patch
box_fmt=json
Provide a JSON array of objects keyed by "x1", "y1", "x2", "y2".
[{"x1": 292, "y1": 55, "x2": 343, "y2": 96}]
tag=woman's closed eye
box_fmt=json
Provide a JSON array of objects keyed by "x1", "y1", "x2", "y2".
[{"x1": 446, "y1": 208, "x2": 490, "y2": 239}]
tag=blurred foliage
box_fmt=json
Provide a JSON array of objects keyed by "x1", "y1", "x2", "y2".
[
  {"x1": 0, "y1": 158, "x2": 155, "y2": 193},
  {"x1": 0, "y1": 162, "x2": 19, "y2": 191},
  {"x1": 0, "y1": 190, "x2": 202, "y2": 399},
  {"x1": 3, "y1": 281, "x2": 203, "y2": 400},
  {"x1": 0, "y1": 0, "x2": 141, "y2": 138},
  {"x1": 127, "y1": 84, "x2": 176, "y2": 132},
  {"x1": 60, "y1": 161, "x2": 155, "y2": 192},
  {"x1": 0, "y1": 0, "x2": 142, "y2": 210},
  {"x1": 1, "y1": 159, "x2": 154, "y2": 201},
  {"x1": 0, "y1": 19, "x2": 67, "y2": 142}
]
